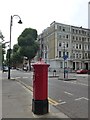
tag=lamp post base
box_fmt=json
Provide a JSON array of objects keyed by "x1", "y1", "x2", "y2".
[{"x1": 32, "y1": 99, "x2": 49, "y2": 115}]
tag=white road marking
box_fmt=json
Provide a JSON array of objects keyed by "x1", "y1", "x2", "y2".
[
  {"x1": 82, "y1": 97, "x2": 89, "y2": 101},
  {"x1": 62, "y1": 80, "x2": 88, "y2": 86},
  {"x1": 58, "y1": 99, "x2": 62, "y2": 102},
  {"x1": 15, "y1": 77, "x2": 21, "y2": 79},
  {"x1": 64, "y1": 91, "x2": 73, "y2": 96},
  {"x1": 77, "y1": 83, "x2": 88, "y2": 86},
  {"x1": 75, "y1": 97, "x2": 89, "y2": 101},
  {"x1": 23, "y1": 77, "x2": 28, "y2": 79},
  {"x1": 75, "y1": 97, "x2": 84, "y2": 101},
  {"x1": 59, "y1": 101, "x2": 66, "y2": 105}
]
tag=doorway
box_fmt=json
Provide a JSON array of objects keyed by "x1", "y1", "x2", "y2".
[
  {"x1": 73, "y1": 62, "x2": 75, "y2": 70},
  {"x1": 85, "y1": 63, "x2": 88, "y2": 70}
]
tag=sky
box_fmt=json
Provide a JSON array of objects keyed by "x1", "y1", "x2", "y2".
[{"x1": 0, "y1": 0, "x2": 89, "y2": 48}]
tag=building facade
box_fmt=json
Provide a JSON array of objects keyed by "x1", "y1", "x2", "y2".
[{"x1": 38, "y1": 21, "x2": 90, "y2": 72}]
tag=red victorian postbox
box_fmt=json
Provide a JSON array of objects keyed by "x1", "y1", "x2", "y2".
[{"x1": 32, "y1": 59, "x2": 49, "y2": 115}]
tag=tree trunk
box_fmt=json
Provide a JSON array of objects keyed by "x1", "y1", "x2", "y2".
[{"x1": 29, "y1": 59, "x2": 31, "y2": 71}]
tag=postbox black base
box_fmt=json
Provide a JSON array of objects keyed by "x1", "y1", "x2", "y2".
[{"x1": 32, "y1": 99, "x2": 49, "y2": 115}]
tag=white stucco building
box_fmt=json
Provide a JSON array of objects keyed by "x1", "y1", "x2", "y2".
[{"x1": 38, "y1": 21, "x2": 90, "y2": 72}]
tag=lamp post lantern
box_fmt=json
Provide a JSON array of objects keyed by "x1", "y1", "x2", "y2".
[{"x1": 8, "y1": 15, "x2": 22, "y2": 79}]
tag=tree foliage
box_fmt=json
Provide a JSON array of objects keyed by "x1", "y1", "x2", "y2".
[
  {"x1": 18, "y1": 28, "x2": 39, "y2": 70},
  {"x1": 10, "y1": 44, "x2": 23, "y2": 67}
]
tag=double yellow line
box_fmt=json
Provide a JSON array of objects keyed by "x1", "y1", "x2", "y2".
[{"x1": 16, "y1": 79, "x2": 59, "y2": 106}]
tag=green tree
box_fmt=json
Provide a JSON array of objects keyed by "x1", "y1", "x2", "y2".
[
  {"x1": 18, "y1": 28, "x2": 39, "y2": 71},
  {"x1": 10, "y1": 44, "x2": 23, "y2": 67}
]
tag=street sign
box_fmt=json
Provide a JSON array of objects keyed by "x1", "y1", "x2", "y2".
[{"x1": 63, "y1": 55, "x2": 68, "y2": 60}]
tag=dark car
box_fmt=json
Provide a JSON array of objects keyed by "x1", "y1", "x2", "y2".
[
  {"x1": 76, "y1": 69, "x2": 88, "y2": 74},
  {"x1": 3, "y1": 66, "x2": 8, "y2": 72}
]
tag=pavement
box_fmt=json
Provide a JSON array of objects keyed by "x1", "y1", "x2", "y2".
[{"x1": 2, "y1": 77, "x2": 71, "y2": 119}]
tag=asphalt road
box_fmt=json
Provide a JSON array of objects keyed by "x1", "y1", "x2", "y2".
[{"x1": 2, "y1": 70, "x2": 89, "y2": 118}]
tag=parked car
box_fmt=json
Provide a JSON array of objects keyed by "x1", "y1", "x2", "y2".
[
  {"x1": 76, "y1": 69, "x2": 88, "y2": 74},
  {"x1": 3, "y1": 66, "x2": 8, "y2": 72}
]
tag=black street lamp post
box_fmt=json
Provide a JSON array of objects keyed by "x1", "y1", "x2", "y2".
[{"x1": 8, "y1": 15, "x2": 22, "y2": 79}]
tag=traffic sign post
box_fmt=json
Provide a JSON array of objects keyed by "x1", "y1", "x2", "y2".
[{"x1": 63, "y1": 55, "x2": 68, "y2": 79}]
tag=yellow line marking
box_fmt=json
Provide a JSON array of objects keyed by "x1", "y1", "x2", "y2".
[
  {"x1": 16, "y1": 79, "x2": 59, "y2": 106},
  {"x1": 48, "y1": 97, "x2": 59, "y2": 105}
]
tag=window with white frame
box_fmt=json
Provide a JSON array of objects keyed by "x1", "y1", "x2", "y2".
[
  {"x1": 67, "y1": 52, "x2": 69, "y2": 57},
  {"x1": 84, "y1": 44, "x2": 87, "y2": 50},
  {"x1": 66, "y1": 43, "x2": 68, "y2": 48},
  {"x1": 66, "y1": 35, "x2": 69, "y2": 39},
  {"x1": 73, "y1": 53, "x2": 75, "y2": 58},
  {"x1": 59, "y1": 51, "x2": 61, "y2": 57},
  {"x1": 59, "y1": 42, "x2": 62, "y2": 47},
  {"x1": 76, "y1": 36, "x2": 78, "y2": 40},
  {"x1": 60, "y1": 62, "x2": 63, "y2": 68},
  {"x1": 63, "y1": 27, "x2": 65, "y2": 31},
  {"x1": 65, "y1": 62, "x2": 67, "y2": 68},
  {"x1": 76, "y1": 53, "x2": 78, "y2": 58},
  {"x1": 72, "y1": 36, "x2": 75, "y2": 40},
  {"x1": 79, "y1": 44, "x2": 82, "y2": 49},
  {"x1": 84, "y1": 53, "x2": 88, "y2": 59},
  {"x1": 79, "y1": 37, "x2": 81, "y2": 41},
  {"x1": 79, "y1": 53, "x2": 82, "y2": 58},
  {"x1": 59, "y1": 26, "x2": 61, "y2": 30},
  {"x1": 76, "y1": 44, "x2": 78, "y2": 49}
]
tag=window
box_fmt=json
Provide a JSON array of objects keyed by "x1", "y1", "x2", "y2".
[
  {"x1": 76, "y1": 36, "x2": 78, "y2": 40},
  {"x1": 59, "y1": 26, "x2": 61, "y2": 30},
  {"x1": 66, "y1": 35, "x2": 68, "y2": 39},
  {"x1": 82, "y1": 30, "x2": 84, "y2": 34},
  {"x1": 88, "y1": 38, "x2": 90, "y2": 42},
  {"x1": 79, "y1": 54, "x2": 82, "y2": 58},
  {"x1": 63, "y1": 35, "x2": 65, "y2": 38},
  {"x1": 76, "y1": 30, "x2": 78, "y2": 34},
  {"x1": 59, "y1": 43, "x2": 61, "y2": 47},
  {"x1": 79, "y1": 44, "x2": 81, "y2": 49},
  {"x1": 76, "y1": 44, "x2": 78, "y2": 49},
  {"x1": 63, "y1": 52, "x2": 65, "y2": 56},
  {"x1": 82, "y1": 37, "x2": 84, "y2": 41},
  {"x1": 67, "y1": 52, "x2": 69, "y2": 57},
  {"x1": 63, "y1": 28, "x2": 65, "y2": 31},
  {"x1": 85, "y1": 53, "x2": 88, "y2": 59},
  {"x1": 76, "y1": 53, "x2": 78, "y2": 58},
  {"x1": 73, "y1": 53, "x2": 75, "y2": 58},
  {"x1": 84, "y1": 45, "x2": 87, "y2": 50},
  {"x1": 79, "y1": 30, "x2": 81, "y2": 34},
  {"x1": 72, "y1": 29, "x2": 74, "y2": 33},
  {"x1": 60, "y1": 62, "x2": 63, "y2": 68},
  {"x1": 65, "y1": 62, "x2": 67, "y2": 68},
  {"x1": 59, "y1": 35, "x2": 62, "y2": 38},
  {"x1": 79, "y1": 37, "x2": 81, "y2": 40},
  {"x1": 88, "y1": 45, "x2": 90, "y2": 50},
  {"x1": 59, "y1": 51, "x2": 61, "y2": 57},
  {"x1": 73, "y1": 45, "x2": 75, "y2": 48},
  {"x1": 72, "y1": 36, "x2": 75, "y2": 40},
  {"x1": 66, "y1": 43, "x2": 68, "y2": 48}
]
